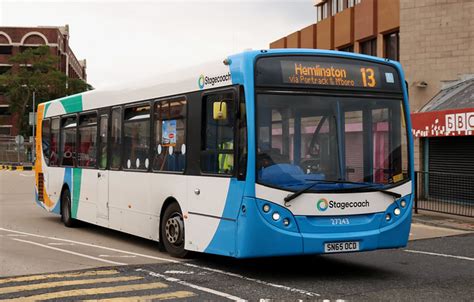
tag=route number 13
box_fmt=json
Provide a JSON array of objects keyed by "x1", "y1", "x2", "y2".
[{"x1": 360, "y1": 68, "x2": 376, "y2": 87}]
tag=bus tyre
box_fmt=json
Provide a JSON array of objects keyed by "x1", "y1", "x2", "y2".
[
  {"x1": 161, "y1": 203, "x2": 188, "y2": 258},
  {"x1": 61, "y1": 188, "x2": 76, "y2": 227}
]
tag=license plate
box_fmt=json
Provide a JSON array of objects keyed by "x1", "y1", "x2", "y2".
[{"x1": 324, "y1": 241, "x2": 360, "y2": 253}]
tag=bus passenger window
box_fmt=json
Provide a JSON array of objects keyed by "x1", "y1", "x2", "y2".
[
  {"x1": 153, "y1": 97, "x2": 186, "y2": 172},
  {"x1": 123, "y1": 104, "x2": 150, "y2": 170},
  {"x1": 99, "y1": 115, "x2": 108, "y2": 169},
  {"x1": 77, "y1": 113, "x2": 97, "y2": 168},
  {"x1": 41, "y1": 119, "x2": 51, "y2": 166},
  {"x1": 110, "y1": 107, "x2": 122, "y2": 170},
  {"x1": 60, "y1": 115, "x2": 77, "y2": 167},
  {"x1": 201, "y1": 92, "x2": 235, "y2": 175},
  {"x1": 50, "y1": 118, "x2": 60, "y2": 166}
]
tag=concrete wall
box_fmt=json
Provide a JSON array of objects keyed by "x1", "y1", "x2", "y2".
[{"x1": 400, "y1": 0, "x2": 474, "y2": 112}]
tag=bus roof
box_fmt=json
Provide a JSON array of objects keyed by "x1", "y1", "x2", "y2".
[{"x1": 41, "y1": 49, "x2": 403, "y2": 118}]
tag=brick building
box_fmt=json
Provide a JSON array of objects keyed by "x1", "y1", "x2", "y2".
[
  {"x1": 269, "y1": 0, "x2": 474, "y2": 173},
  {"x1": 0, "y1": 25, "x2": 87, "y2": 136}
]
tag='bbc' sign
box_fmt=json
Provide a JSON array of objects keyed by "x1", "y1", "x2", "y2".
[{"x1": 446, "y1": 112, "x2": 474, "y2": 135}]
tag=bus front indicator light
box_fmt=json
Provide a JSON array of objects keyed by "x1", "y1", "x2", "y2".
[
  {"x1": 272, "y1": 212, "x2": 280, "y2": 221},
  {"x1": 283, "y1": 218, "x2": 290, "y2": 226},
  {"x1": 263, "y1": 204, "x2": 270, "y2": 213},
  {"x1": 400, "y1": 200, "x2": 407, "y2": 208},
  {"x1": 385, "y1": 214, "x2": 391, "y2": 221}
]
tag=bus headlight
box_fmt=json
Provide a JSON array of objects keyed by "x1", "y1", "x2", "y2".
[
  {"x1": 272, "y1": 212, "x2": 280, "y2": 221},
  {"x1": 263, "y1": 204, "x2": 270, "y2": 213},
  {"x1": 394, "y1": 208, "x2": 401, "y2": 216},
  {"x1": 400, "y1": 200, "x2": 407, "y2": 208}
]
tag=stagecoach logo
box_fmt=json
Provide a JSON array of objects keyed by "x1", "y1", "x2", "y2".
[
  {"x1": 317, "y1": 198, "x2": 329, "y2": 212},
  {"x1": 317, "y1": 198, "x2": 370, "y2": 212},
  {"x1": 198, "y1": 75, "x2": 205, "y2": 89},
  {"x1": 197, "y1": 72, "x2": 231, "y2": 89}
]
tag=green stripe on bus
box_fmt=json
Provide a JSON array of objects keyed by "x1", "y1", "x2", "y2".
[
  {"x1": 44, "y1": 103, "x2": 51, "y2": 117},
  {"x1": 60, "y1": 94, "x2": 83, "y2": 114},
  {"x1": 72, "y1": 168, "x2": 82, "y2": 218}
]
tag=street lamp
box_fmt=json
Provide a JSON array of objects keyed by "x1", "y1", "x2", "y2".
[{"x1": 21, "y1": 85, "x2": 36, "y2": 163}]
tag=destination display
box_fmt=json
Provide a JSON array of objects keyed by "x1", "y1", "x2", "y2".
[{"x1": 256, "y1": 56, "x2": 402, "y2": 92}]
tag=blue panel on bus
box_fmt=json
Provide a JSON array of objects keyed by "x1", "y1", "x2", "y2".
[
  {"x1": 204, "y1": 178, "x2": 245, "y2": 256},
  {"x1": 235, "y1": 197, "x2": 303, "y2": 258}
]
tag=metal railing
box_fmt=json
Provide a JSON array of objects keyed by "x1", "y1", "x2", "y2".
[
  {"x1": 414, "y1": 171, "x2": 474, "y2": 217},
  {"x1": 0, "y1": 138, "x2": 34, "y2": 164}
]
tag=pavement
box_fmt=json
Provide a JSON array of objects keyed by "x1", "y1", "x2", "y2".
[{"x1": 0, "y1": 170, "x2": 473, "y2": 301}]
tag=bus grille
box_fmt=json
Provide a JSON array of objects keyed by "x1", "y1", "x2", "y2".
[{"x1": 38, "y1": 173, "x2": 44, "y2": 201}]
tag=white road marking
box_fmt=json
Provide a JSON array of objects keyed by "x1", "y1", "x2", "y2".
[
  {"x1": 6, "y1": 234, "x2": 28, "y2": 237},
  {"x1": 11, "y1": 238, "x2": 126, "y2": 266},
  {"x1": 136, "y1": 268, "x2": 245, "y2": 301},
  {"x1": 19, "y1": 173, "x2": 34, "y2": 177},
  {"x1": 0, "y1": 227, "x2": 320, "y2": 297},
  {"x1": 404, "y1": 249, "x2": 474, "y2": 261},
  {"x1": 99, "y1": 254, "x2": 137, "y2": 258},
  {"x1": 164, "y1": 270, "x2": 194, "y2": 275},
  {"x1": 48, "y1": 242, "x2": 75, "y2": 246}
]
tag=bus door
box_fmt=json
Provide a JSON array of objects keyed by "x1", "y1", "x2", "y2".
[
  {"x1": 97, "y1": 112, "x2": 109, "y2": 221},
  {"x1": 187, "y1": 89, "x2": 244, "y2": 253}
]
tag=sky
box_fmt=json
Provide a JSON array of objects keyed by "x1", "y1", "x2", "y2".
[{"x1": 0, "y1": 0, "x2": 315, "y2": 88}]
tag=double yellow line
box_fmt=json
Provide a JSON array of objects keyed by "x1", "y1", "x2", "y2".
[{"x1": 0, "y1": 269, "x2": 195, "y2": 301}]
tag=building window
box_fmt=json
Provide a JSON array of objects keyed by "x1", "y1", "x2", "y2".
[
  {"x1": 110, "y1": 107, "x2": 122, "y2": 170},
  {"x1": 384, "y1": 32, "x2": 399, "y2": 61},
  {"x1": 360, "y1": 38, "x2": 377, "y2": 56},
  {"x1": 123, "y1": 104, "x2": 150, "y2": 170},
  {"x1": 0, "y1": 106, "x2": 9, "y2": 116},
  {"x1": 0, "y1": 126, "x2": 11, "y2": 136},
  {"x1": 0, "y1": 65, "x2": 11, "y2": 75},
  {"x1": 339, "y1": 45, "x2": 354, "y2": 52},
  {"x1": 0, "y1": 46, "x2": 12, "y2": 55},
  {"x1": 60, "y1": 115, "x2": 77, "y2": 167},
  {"x1": 322, "y1": 2, "x2": 328, "y2": 19},
  {"x1": 77, "y1": 113, "x2": 97, "y2": 168},
  {"x1": 153, "y1": 97, "x2": 187, "y2": 172},
  {"x1": 201, "y1": 92, "x2": 235, "y2": 175}
]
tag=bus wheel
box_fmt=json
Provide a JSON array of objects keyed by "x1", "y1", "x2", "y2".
[
  {"x1": 61, "y1": 188, "x2": 76, "y2": 227},
  {"x1": 161, "y1": 203, "x2": 188, "y2": 258}
]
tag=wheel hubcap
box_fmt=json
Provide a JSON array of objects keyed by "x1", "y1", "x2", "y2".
[{"x1": 165, "y1": 213, "x2": 184, "y2": 245}]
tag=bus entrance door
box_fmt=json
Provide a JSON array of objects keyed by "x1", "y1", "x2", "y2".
[{"x1": 97, "y1": 113, "x2": 109, "y2": 221}]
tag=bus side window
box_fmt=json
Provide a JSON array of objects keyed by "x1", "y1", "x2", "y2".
[
  {"x1": 110, "y1": 107, "x2": 122, "y2": 170},
  {"x1": 153, "y1": 97, "x2": 187, "y2": 172},
  {"x1": 77, "y1": 113, "x2": 97, "y2": 168},
  {"x1": 50, "y1": 118, "x2": 60, "y2": 166},
  {"x1": 42, "y1": 119, "x2": 51, "y2": 166},
  {"x1": 60, "y1": 115, "x2": 77, "y2": 167},
  {"x1": 123, "y1": 104, "x2": 150, "y2": 170},
  {"x1": 201, "y1": 92, "x2": 235, "y2": 175}
]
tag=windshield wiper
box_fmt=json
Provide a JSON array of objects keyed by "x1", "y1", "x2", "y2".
[{"x1": 283, "y1": 179, "x2": 401, "y2": 206}]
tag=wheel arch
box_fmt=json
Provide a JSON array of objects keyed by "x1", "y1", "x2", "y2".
[
  {"x1": 59, "y1": 183, "x2": 70, "y2": 214},
  {"x1": 159, "y1": 196, "x2": 181, "y2": 243}
]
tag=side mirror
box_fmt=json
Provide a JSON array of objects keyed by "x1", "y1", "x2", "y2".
[{"x1": 213, "y1": 101, "x2": 227, "y2": 120}]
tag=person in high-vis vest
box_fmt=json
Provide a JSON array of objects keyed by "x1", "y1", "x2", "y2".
[{"x1": 218, "y1": 141, "x2": 233, "y2": 174}]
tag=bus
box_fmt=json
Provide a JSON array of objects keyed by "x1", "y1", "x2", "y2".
[{"x1": 34, "y1": 49, "x2": 413, "y2": 258}]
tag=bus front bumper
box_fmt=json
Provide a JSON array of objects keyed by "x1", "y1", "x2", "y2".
[{"x1": 235, "y1": 197, "x2": 412, "y2": 258}]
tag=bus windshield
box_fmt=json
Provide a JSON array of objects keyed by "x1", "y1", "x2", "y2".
[{"x1": 256, "y1": 93, "x2": 409, "y2": 192}]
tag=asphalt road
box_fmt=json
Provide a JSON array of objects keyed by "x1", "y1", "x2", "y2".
[{"x1": 0, "y1": 170, "x2": 473, "y2": 301}]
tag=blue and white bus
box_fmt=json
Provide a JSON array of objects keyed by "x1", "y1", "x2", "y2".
[{"x1": 35, "y1": 49, "x2": 413, "y2": 258}]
